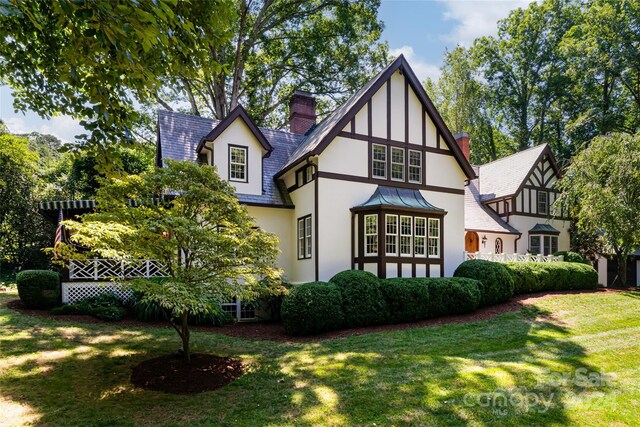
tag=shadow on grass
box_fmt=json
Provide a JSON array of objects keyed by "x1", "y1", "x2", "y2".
[{"x1": 0, "y1": 294, "x2": 612, "y2": 426}]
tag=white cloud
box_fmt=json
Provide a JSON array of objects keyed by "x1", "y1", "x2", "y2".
[
  {"x1": 4, "y1": 114, "x2": 85, "y2": 144},
  {"x1": 439, "y1": 0, "x2": 532, "y2": 46},
  {"x1": 389, "y1": 45, "x2": 442, "y2": 82}
]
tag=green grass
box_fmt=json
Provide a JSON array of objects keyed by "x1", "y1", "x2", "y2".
[{"x1": 1, "y1": 291, "x2": 640, "y2": 426}]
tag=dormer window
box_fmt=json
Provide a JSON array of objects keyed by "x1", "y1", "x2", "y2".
[{"x1": 229, "y1": 145, "x2": 248, "y2": 182}]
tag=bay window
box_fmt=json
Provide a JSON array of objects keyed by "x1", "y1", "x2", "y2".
[
  {"x1": 414, "y1": 217, "x2": 426, "y2": 256},
  {"x1": 385, "y1": 214, "x2": 398, "y2": 255},
  {"x1": 428, "y1": 218, "x2": 440, "y2": 257},
  {"x1": 400, "y1": 216, "x2": 412, "y2": 256},
  {"x1": 364, "y1": 214, "x2": 378, "y2": 256}
]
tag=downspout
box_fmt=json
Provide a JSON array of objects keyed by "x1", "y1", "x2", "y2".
[
  {"x1": 514, "y1": 233, "x2": 522, "y2": 253},
  {"x1": 308, "y1": 157, "x2": 319, "y2": 281}
]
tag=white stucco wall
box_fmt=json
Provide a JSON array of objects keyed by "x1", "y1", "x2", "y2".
[
  {"x1": 507, "y1": 215, "x2": 571, "y2": 254},
  {"x1": 467, "y1": 231, "x2": 519, "y2": 255},
  {"x1": 204, "y1": 118, "x2": 265, "y2": 196},
  {"x1": 423, "y1": 191, "x2": 465, "y2": 276},
  {"x1": 286, "y1": 173, "x2": 316, "y2": 284},
  {"x1": 246, "y1": 206, "x2": 294, "y2": 281}
]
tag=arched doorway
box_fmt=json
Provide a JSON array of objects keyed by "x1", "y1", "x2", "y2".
[
  {"x1": 495, "y1": 237, "x2": 503, "y2": 254},
  {"x1": 465, "y1": 231, "x2": 479, "y2": 253}
]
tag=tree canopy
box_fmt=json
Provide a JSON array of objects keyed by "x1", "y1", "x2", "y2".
[
  {"x1": 58, "y1": 160, "x2": 283, "y2": 362},
  {"x1": 556, "y1": 132, "x2": 640, "y2": 285}
]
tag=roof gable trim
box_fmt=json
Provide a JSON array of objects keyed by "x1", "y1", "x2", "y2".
[{"x1": 196, "y1": 105, "x2": 273, "y2": 155}]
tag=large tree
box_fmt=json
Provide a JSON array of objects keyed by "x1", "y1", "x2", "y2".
[
  {"x1": 58, "y1": 160, "x2": 283, "y2": 362},
  {"x1": 0, "y1": 133, "x2": 54, "y2": 270},
  {"x1": 556, "y1": 133, "x2": 640, "y2": 286},
  {"x1": 473, "y1": 0, "x2": 579, "y2": 153},
  {"x1": 0, "y1": 0, "x2": 233, "y2": 149},
  {"x1": 152, "y1": 0, "x2": 388, "y2": 128},
  {"x1": 425, "y1": 46, "x2": 512, "y2": 164}
]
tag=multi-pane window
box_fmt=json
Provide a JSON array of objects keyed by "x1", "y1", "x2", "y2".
[
  {"x1": 297, "y1": 216, "x2": 312, "y2": 259},
  {"x1": 306, "y1": 167, "x2": 314, "y2": 183},
  {"x1": 229, "y1": 146, "x2": 247, "y2": 182},
  {"x1": 372, "y1": 144, "x2": 387, "y2": 178},
  {"x1": 428, "y1": 218, "x2": 440, "y2": 257},
  {"x1": 385, "y1": 214, "x2": 398, "y2": 255},
  {"x1": 391, "y1": 147, "x2": 405, "y2": 181},
  {"x1": 538, "y1": 191, "x2": 548, "y2": 215},
  {"x1": 364, "y1": 214, "x2": 378, "y2": 256},
  {"x1": 400, "y1": 216, "x2": 412, "y2": 256},
  {"x1": 495, "y1": 238, "x2": 503, "y2": 254},
  {"x1": 414, "y1": 217, "x2": 426, "y2": 256},
  {"x1": 529, "y1": 235, "x2": 558, "y2": 255},
  {"x1": 409, "y1": 150, "x2": 422, "y2": 183},
  {"x1": 530, "y1": 235, "x2": 541, "y2": 254}
]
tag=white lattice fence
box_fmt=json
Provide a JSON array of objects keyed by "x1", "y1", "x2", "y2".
[
  {"x1": 61, "y1": 282, "x2": 133, "y2": 304},
  {"x1": 69, "y1": 259, "x2": 168, "y2": 281},
  {"x1": 464, "y1": 252, "x2": 564, "y2": 263}
]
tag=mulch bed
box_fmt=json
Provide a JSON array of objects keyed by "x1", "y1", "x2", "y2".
[
  {"x1": 131, "y1": 353, "x2": 243, "y2": 394},
  {"x1": 4, "y1": 288, "x2": 628, "y2": 343}
]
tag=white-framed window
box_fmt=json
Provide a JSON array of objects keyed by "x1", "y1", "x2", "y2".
[
  {"x1": 400, "y1": 216, "x2": 412, "y2": 256},
  {"x1": 529, "y1": 235, "x2": 557, "y2": 255},
  {"x1": 229, "y1": 146, "x2": 247, "y2": 182},
  {"x1": 391, "y1": 147, "x2": 405, "y2": 181},
  {"x1": 306, "y1": 167, "x2": 314, "y2": 183},
  {"x1": 538, "y1": 191, "x2": 548, "y2": 215},
  {"x1": 428, "y1": 218, "x2": 440, "y2": 258},
  {"x1": 372, "y1": 144, "x2": 387, "y2": 179},
  {"x1": 385, "y1": 214, "x2": 398, "y2": 255},
  {"x1": 297, "y1": 215, "x2": 312, "y2": 259},
  {"x1": 495, "y1": 237, "x2": 503, "y2": 254},
  {"x1": 414, "y1": 217, "x2": 426, "y2": 256},
  {"x1": 364, "y1": 214, "x2": 378, "y2": 256},
  {"x1": 408, "y1": 150, "x2": 422, "y2": 183}
]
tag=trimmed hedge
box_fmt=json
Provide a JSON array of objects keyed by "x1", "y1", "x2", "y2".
[
  {"x1": 503, "y1": 262, "x2": 598, "y2": 294},
  {"x1": 16, "y1": 270, "x2": 61, "y2": 309},
  {"x1": 420, "y1": 278, "x2": 481, "y2": 317},
  {"x1": 553, "y1": 251, "x2": 589, "y2": 264},
  {"x1": 453, "y1": 260, "x2": 515, "y2": 306},
  {"x1": 380, "y1": 278, "x2": 430, "y2": 323},
  {"x1": 281, "y1": 281, "x2": 344, "y2": 335},
  {"x1": 329, "y1": 270, "x2": 389, "y2": 327}
]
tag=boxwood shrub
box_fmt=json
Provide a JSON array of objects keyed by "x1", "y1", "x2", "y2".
[
  {"x1": 329, "y1": 270, "x2": 389, "y2": 327},
  {"x1": 16, "y1": 270, "x2": 61, "y2": 309},
  {"x1": 453, "y1": 260, "x2": 515, "y2": 306},
  {"x1": 421, "y1": 278, "x2": 481, "y2": 317},
  {"x1": 552, "y1": 251, "x2": 589, "y2": 264},
  {"x1": 281, "y1": 281, "x2": 344, "y2": 335},
  {"x1": 503, "y1": 262, "x2": 598, "y2": 294},
  {"x1": 379, "y1": 278, "x2": 430, "y2": 323}
]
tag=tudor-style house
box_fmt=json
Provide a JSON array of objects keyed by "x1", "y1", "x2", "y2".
[
  {"x1": 156, "y1": 55, "x2": 475, "y2": 283},
  {"x1": 462, "y1": 140, "x2": 570, "y2": 257}
]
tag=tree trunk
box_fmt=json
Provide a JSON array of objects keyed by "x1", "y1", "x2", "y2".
[
  {"x1": 180, "y1": 311, "x2": 191, "y2": 364},
  {"x1": 616, "y1": 252, "x2": 628, "y2": 288}
]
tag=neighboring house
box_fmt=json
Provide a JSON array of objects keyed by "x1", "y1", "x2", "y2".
[
  {"x1": 157, "y1": 55, "x2": 475, "y2": 283},
  {"x1": 462, "y1": 140, "x2": 571, "y2": 257}
]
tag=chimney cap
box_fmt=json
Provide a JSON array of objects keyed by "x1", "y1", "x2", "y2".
[{"x1": 454, "y1": 132, "x2": 469, "y2": 139}]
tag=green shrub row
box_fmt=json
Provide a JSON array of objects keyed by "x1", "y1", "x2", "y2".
[
  {"x1": 281, "y1": 271, "x2": 481, "y2": 336},
  {"x1": 552, "y1": 251, "x2": 589, "y2": 264},
  {"x1": 453, "y1": 259, "x2": 515, "y2": 306},
  {"x1": 16, "y1": 270, "x2": 61, "y2": 309},
  {"x1": 51, "y1": 292, "x2": 126, "y2": 321},
  {"x1": 502, "y1": 262, "x2": 598, "y2": 294}
]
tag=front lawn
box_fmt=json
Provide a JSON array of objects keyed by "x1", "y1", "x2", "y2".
[{"x1": 1, "y1": 290, "x2": 640, "y2": 426}]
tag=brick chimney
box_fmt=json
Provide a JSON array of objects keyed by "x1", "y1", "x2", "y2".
[
  {"x1": 454, "y1": 132, "x2": 470, "y2": 162},
  {"x1": 289, "y1": 90, "x2": 317, "y2": 135}
]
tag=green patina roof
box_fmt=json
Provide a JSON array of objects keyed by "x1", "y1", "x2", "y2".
[
  {"x1": 529, "y1": 223, "x2": 560, "y2": 235},
  {"x1": 354, "y1": 186, "x2": 445, "y2": 213}
]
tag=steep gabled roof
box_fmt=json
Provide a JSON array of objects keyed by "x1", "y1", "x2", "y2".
[
  {"x1": 277, "y1": 55, "x2": 476, "y2": 180},
  {"x1": 196, "y1": 105, "x2": 272, "y2": 154},
  {"x1": 465, "y1": 180, "x2": 520, "y2": 235},
  {"x1": 478, "y1": 144, "x2": 557, "y2": 201},
  {"x1": 157, "y1": 110, "x2": 302, "y2": 207}
]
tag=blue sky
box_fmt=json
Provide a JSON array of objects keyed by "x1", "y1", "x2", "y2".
[{"x1": 0, "y1": 0, "x2": 529, "y2": 143}]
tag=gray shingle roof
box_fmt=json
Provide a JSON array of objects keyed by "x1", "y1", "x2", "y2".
[
  {"x1": 465, "y1": 180, "x2": 520, "y2": 234},
  {"x1": 157, "y1": 110, "x2": 303, "y2": 207},
  {"x1": 354, "y1": 186, "x2": 445, "y2": 213},
  {"x1": 477, "y1": 144, "x2": 548, "y2": 201}
]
